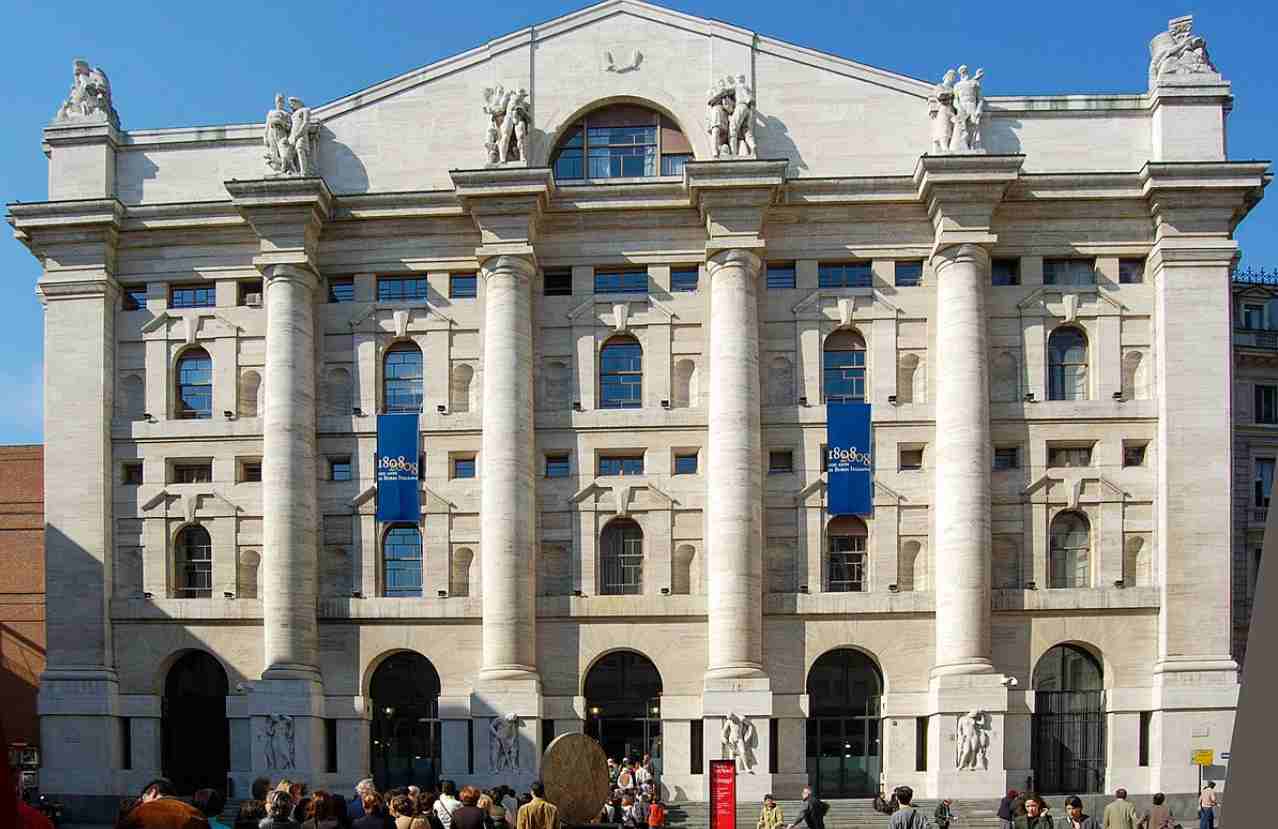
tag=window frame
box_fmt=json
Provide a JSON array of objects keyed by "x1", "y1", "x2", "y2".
[
  {"x1": 1122, "y1": 443, "x2": 1147, "y2": 468},
  {"x1": 237, "y1": 280, "x2": 263, "y2": 307},
  {"x1": 1047, "y1": 445, "x2": 1093, "y2": 468},
  {"x1": 328, "y1": 277, "x2": 355, "y2": 303},
  {"x1": 593, "y1": 269, "x2": 648, "y2": 295},
  {"x1": 768, "y1": 450, "x2": 795, "y2": 475},
  {"x1": 766, "y1": 264, "x2": 797, "y2": 290},
  {"x1": 818, "y1": 262, "x2": 873, "y2": 289},
  {"x1": 599, "y1": 518, "x2": 644, "y2": 595},
  {"x1": 383, "y1": 524, "x2": 424, "y2": 598},
  {"x1": 543, "y1": 270, "x2": 573, "y2": 297},
  {"x1": 991, "y1": 258, "x2": 1020, "y2": 286},
  {"x1": 894, "y1": 260, "x2": 923, "y2": 288},
  {"x1": 1048, "y1": 511, "x2": 1092, "y2": 589},
  {"x1": 827, "y1": 518, "x2": 867, "y2": 593},
  {"x1": 898, "y1": 447, "x2": 924, "y2": 471},
  {"x1": 1255, "y1": 457, "x2": 1275, "y2": 508},
  {"x1": 670, "y1": 267, "x2": 700, "y2": 293},
  {"x1": 1047, "y1": 326, "x2": 1089, "y2": 401},
  {"x1": 545, "y1": 454, "x2": 571, "y2": 478},
  {"x1": 172, "y1": 462, "x2": 213, "y2": 484},
  {"x1": 175, "y1": 524, "x2": 213, "y2": 598},
  {"x1": 451, "y1": 455, "x2": 477, "y2": 480},
  {"x1": 122, "y1": 285, "x2": 148, "y2": 311},
  {"x1": 448, "y1": 273, "x2": 478, "y2": 299},
  {"x1": 175, "y1": 347, "x2": 214, "y2": 420},
  {"x1": 598, "y1": 454, "x2": 645, "y2": 477},
  {"x1": 329, "y1": 456, "x2": 353, "y2": 482},
  {"x1": 1256, "y1": 384, "x2": 1278, "y2": 425},
  {"x1": 993, "y1": 447, "x2": 1020, "y2": 470},
  {"x1": 599, "y1": 336, "x2": 643, "y2": 409},
  {"x1": 377, "y1": 276, "x2": 430, "y2": 303},
  {"x1": 673, "y1": 452, "x2": 699, "y2": 475},
  {"x1": 1043, "y1": 258, "x2": 1097, "y2": 287},
  {"x1": 239, "y1": 459, "x2": 262, "y2": 483},
  {"x1": 823, "y1": 331, "x2": 867, "y2": 404},
  {"x1": 122, "y1": 462, "x2": 144, "y2": 485},
  {"x1": 169, "y1": 284, "x2": 216, "y2": 309},
  {"x1": 1118, "y1": 258, "x2": 1146, "y2": 285},
  {"x1": 383, "y1": 342, "x2": 424, "y2": 414}
]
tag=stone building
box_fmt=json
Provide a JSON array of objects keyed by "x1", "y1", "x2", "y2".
[{"x1": 8, "y1": 2, "x2": 1270, "y2": 819}]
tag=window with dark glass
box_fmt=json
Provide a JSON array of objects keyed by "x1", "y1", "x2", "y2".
[
  {"x1": 1255, "y1": 458, "x2": 1274, "y2": 508},
  {"x1": 1049, "y1": 511, "x2": 1091, "y2": 588},
  {"x1": 599, "y1": 336, "x2": 642, "y2": 408},
  {"x1": 1123, "y1": 443, "x2": 1147, "y2": 467},
  {"x1": 175, "y1": 348, "x2": 213, "y2": 419},
  {"x1": 240, "y1": 460, "x2": 262, "y2": 482},
  {"x1": 894, "y1": 261, "x2": 923, "y2": 287},
  {"x1": 670, "y1": 268, "x2": 699, "y2": 292},
  {"x1": 173, "y1": 462, "x2": 212, "y2": 484},
  {"x1": 238, "y1": 280, "x2": 263, "y2": 306},
  {"x1": 691, "y1": 720, "x2": 704, "y2": 774},
  {"x1": 994, "y1": 447, "x2": 1020, "y2": 470},
  {"x1": 330, "y1": 457, "x2": 352, "y2": 481},
  {"x1": 452, "y1": 456, "x2": 476, "y2": 479},
  {"x1": 899, "y1": 448, "x2": 923, "y2": 470},
  {"x1": 377, "y1": 276, "x2": 429, "y2": 302},
  {"x1": 591, "y1": 124, "x2": 655, "y2": 178},
  {"x1": 768, "y1": 450, "x2": 794, "y2": 474},
  {"x1": 122, "y1": 463, "x2": 143, "y2": 485},
  {"x1": 991, "y1": 258, "x2": 1020, "y2": 286},
  {"x1": 1043, "y1": 258, "x2": 1097, "y2": 287},
  {"x1": 819, "y1": 262, "x2": 873, "y2": 288},
  {"x1": 827, "y1": 516, "x2": 867, "y2": 592},
  {"x1": 594, "y1": 270, "x2": 648, "y2": 294},
  {"x1": 1118, "y1": 258, "x2": 1146, "y2": 284},
  {"x1": 823, "y1": 331, "x2": 866, "y2": 403},
  {"x1": 544, "y1": 270, "x2": 573, "y2": 297},
  {"x1": 383, "y1": 343, "x2": 424, "y2": 413},
  {"x1": 674, "y1": 453, "x2": 698, "y2": 475},
  {"x1": 545, "y1": 454, "x2": 570, "y2": 478},
  {"x1": 1256, "y1": 385, "x2": 1278, "y2": 424},
  {"x1": 1047, "y1": 446, "x2": 1092, "y2": 468},
  {"x1": 598, "y1": 455, "x2": 644, "y2": 476},
  {"x1": 766, "y1": 264, "x2": 797, "y2": 290},
  {"x1": 550, "y1": 105, "x2": 691, "y2": 181},
  {"x1": 820, "y1": 444, "x2": 828, "y2": 473},
  {"x1": 600, "y1": 518, "x2": 644, "y2": 595},
  {"x1": 176, "y1": 525, "x2": 213, "y2": 598},
  {"x1": 449, "y1": 273, "x2": 477, "y2": 299},
  {"x1": 383, "y1": 525, "x2": 423, "y2": 598},
  {"x1": 1243, "y1": 303, "x2": 1265, "y2": 330},
  {"x1": 170, "y1": 284, "x2": 215, "y2": 309},
  {"x1": 122, "y1": 285, "x2": 148, "y2": 311},
  {"x1": 328, "y1": 278, "x2": 355, "y2": 303},
  {"x1": 1048, "y1": 327, "x2": 1089, "y2": 401},
  {"x1": 1138, "y1": 711, "x2": 1151, "y2": 767}
]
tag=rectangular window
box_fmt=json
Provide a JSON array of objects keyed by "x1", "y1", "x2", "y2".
[
  {"x1": 1119, "y1": 258, "x2": 1146, "y2": 284},
  {"x1": 1047, "y1": 446, "x2": 1092, "y2": 468},
  {"x1": 1043, "y1": 258, "x2": 1097, "y2": 287},
  {"x1": 1256, "y1": 385, "x2": 1278, "y2": 424},
  {"x1": 330, "y1": 457, "x2": 352, "y2": 482},
  {"x1": 899, "y1": 448, "x2": 924, "y2": 471},
  {"x1": 594, "y1": 270, "x2": 648, "y2": 294},
  {"x1": 172, "y1": 462, "x2": 212, "y2": 484},
  {"x1": 1138, "y1": 711, "x2": 1151, "y2": 767},
  {"x1": 238, "y1": 280, "x2": 263, "y2": 306},
  {"x1": 766, "y1": 264, "x2": 796, "y2": 290},
  {"x1": 993, "y1": 447, "x2": 1020, "y2": 470},
  {"x1": 543, "y1": 270, "x2": 573, "y2": 297},
  {"x1": 768, "y1": 450, "x2": 794, "y2": 474},
  {"x1": 768, "y1": 719, "x2": 779, "y2": 775},
  {"x1": 377, "y1": 276, "x2": 429, "y2": 302},
  {"x1": 916, "y1": 717, "x2": 929, "y2": 772},
  {"x1": 240, "y1": 460, "x2": 262, "y2": 483},
  {"x1": 819, "y1": 262, "x2": 872, "y2": 288},
  {"x1": 419, "y1": 453, "x2": 426, "y2": 481},
  {"x1": 894, "y1": 260, "x2": 923, "y2": 287},
  {"x1": 122, "y1": 463, "x2": 143, "y2": 485},
  {"x1": 820, "y1": 444, "x2": 828, "y2": 473},
  {"x1": 1123, "y1": 443, "x2": 1147, "y2": 467},
  {"x1": 828, "y1": 534, "x2": 866, "y2": 592},
  {"x1": 991, "y1": 258, "x2": 1020, "y2": 286},
  {"x1": 691, "y1": 720, "x2": 704, "y2": 774},
  {"x1": 1255, "y1": 458, "x2": 1274, "y2": 508},
  {"x1": 449, "y1": 273, "x2": 477, "y2": 299},
  {"x1": 169, "y1": 284, "x2": 215, "y2": 309},
  {"x1": 325, "y1": 718, "x2": 338, "y2": 774},
  {"x1": 670, "y1": 268, "x2": 699, "y2": 292},
  {"x1": 1243, "y1": 303, "x2": 1265, "y2": 330},
  {"x1": 328, "y1": 278, "x2": 355, "y2": 303},
  {"x1": 598, "y1": 455, "x2": 644, "y2": 476},
  {"x1": 545, "y1": 454, "x2": 570, "y2": 478},
  {"x1": 674, "y1": 453, "x2": 699, "y2": 475},
  {"x1": 661, "y1": 154, "x2": 692, "y2": 176},
  {"x1": 586, "y1": 124, "x2": 658, "y2": 178},
  {"x1": 120, "y1": 717, "x2": 133, "y2": 771},
  {"x1": 452, "y1": 456, "x2": 476, "y2": 479},
  {"x1": 122, "y1": 285, "x2": 148, "y2": 311}
]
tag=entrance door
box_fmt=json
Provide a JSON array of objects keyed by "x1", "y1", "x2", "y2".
[
  {"x1": 370, "y1": 652, "x2": 442, "y2": 791},
  {"x1": 584, "y1": 651, "x2": 663, "y2": 772},
  {"x1": 1032, "y1": 644, "x2": 1106, "y2": 794},
  {"x1": 805, "y1": 649, "x2": 882, "y2": 798},
  {"x1": 162, "y1": 651, "x2": 229, "y2": 795}
]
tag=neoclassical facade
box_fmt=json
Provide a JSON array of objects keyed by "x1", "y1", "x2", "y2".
[{"x1": 11, "y1": 2, "x2": 1269, "y2": 819}]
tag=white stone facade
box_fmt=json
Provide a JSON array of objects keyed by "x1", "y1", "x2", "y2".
[{"x1": 11, "y1": 2, "x2": 1269, "y2": 818}]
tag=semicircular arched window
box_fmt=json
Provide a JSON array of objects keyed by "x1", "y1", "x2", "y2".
[
  {"x1": 551, "y1": 104, "x2": 692, "y2": 181},
  {"x1": 175, "y1": 348, "x2": 213, "y2": 420}
]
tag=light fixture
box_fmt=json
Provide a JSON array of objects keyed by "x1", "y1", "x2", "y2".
[
  {"x1": 798, "y1": 396, "x2": 809, "y2": 406},
  {"x1": 385, "y1": 707, "x2": 394, "y2": 715},
  {"x1": 437, "y1": 589, "x2": 448, "y2": 598},
  {"x1": 351, "y1": 590, "x2": 363, "y2": 598},
  {"x1": 352, "y1": 407, "x2": 364, "y2": 417},
  {"x1": 590, "y1": 706, "x2": 601, "y2": 716},
  {"x1": 143, "y1": 591, "x2": 154, "y2": 599},
  {"x1": 660, "y1": 587, "x2": 670, "y2": 596},
  {"x1": 224, "y1": 591, "x2": 235, "y2": 599},
  {"x1": 888, "y1": 583, "x2": 899, "y2": 593},
  {"x1": 223, "y1": 410, "x2": 235, "y2": 420},
  {"x1": 1026, "y1": 581, "x2": 1037, "y2": 590},
  {"x1": 572, "y1": 589, "x2": 584, "y2": 597},
  {"x1": 437, "y1": 404, "x2": 447, "y2": 414},
  {"x1": 143, "y1": 412, "x2": 157, "y2": 423},
  {"x1": 1112, "y1": 391, "x2": 1124, "y2": 401},
  {"x1": 1024, "y1": 392, "x2": 1036, "y2": 403},
  {"x1": 1114, "y1": 578, "x2": 1125, "y2": 588},
  {"x1": 572, "y1": 401, "x2": 584, "y2": 412},
  {"x1": 798, "y1": 584, "x2": 809, "y2": 593},
  {"x1": 661, "y1": 400, "x2": 670, "y2": 409},
  {"x1": 888, "y1": 394, "x2": 898, "y2": 405}
]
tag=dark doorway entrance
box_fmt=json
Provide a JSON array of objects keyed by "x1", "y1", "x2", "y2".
[
  {"x1": 162, "y1": 651, "x2": 229, "y2": 795},
  {"x1": 584, "y1": 651, "x2": 662, "y2": 770},
  {"x1": 1032, "y1": 644, "x2": 1105, "y2": 794},
  {"x1": 370, "y1": 652, "x2": 442, "y2": 791},
  {"x1": 806, "y1": 648, "x2": 882, "y2": 798}
]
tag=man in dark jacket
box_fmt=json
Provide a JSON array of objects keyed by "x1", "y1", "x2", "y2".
[
  {"x1": 998, "y1": 791, "x2": 1019, "y2": 829},
  {"x1": 786, "y1": 786, "x2": 825, "y2": 829},
  {"x1": 888, "y1": 787, "x2": 929, "y2": 829},
  {"x1": 1062, "y1": 796, "x2": 1099, "y2": 829}
]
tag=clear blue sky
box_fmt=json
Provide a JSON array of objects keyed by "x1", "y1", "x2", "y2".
[{"x1": 1, "y1": 0, "x2": 1273, "y2": 444}]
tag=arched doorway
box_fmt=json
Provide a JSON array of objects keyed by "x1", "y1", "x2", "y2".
[
  {"x1": 806, "y1": 648, "x2": 882, "y2": 798},
  {"x1": 370, "y1": 652, "x2": 442, "y2": 791},
  {"x1": 162, "y1": 651, "x2": 229, "y2": 795},
  {"x1": 584, "y1": 651, "x2": 662, "y2": 768},
  {"x1": 1032, "y1": 644, "x2": 1105, "y2": 794}
]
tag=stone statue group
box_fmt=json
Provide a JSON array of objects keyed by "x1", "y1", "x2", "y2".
[
  {"x1": 483, "y1": 84, "x2": 531, "y2": 166},
  {"x1": 928, "y1": 65, "x2": 985, "y2": 155},
  {"x1": 706, "y1": 74, "x2": 756, "y2": 160},
  {"x1": 263, "y1": 94, "x2": 317, "y2": 177},
  {"x1": 53, "y1": 59, "x2": 118, "y2": 126}
]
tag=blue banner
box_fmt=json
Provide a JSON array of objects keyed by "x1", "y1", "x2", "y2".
[
  {"x1": 827, "y1": 403, "x2": 873, "y2": 516},
  {"x1": 376, "y1": 414, "x2": 421, "y2": 523}
]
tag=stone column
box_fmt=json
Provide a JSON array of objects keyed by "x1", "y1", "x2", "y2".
[
  {"x1": 704, "y1": 248, "x2": 766, "y2": 682},
  {"x1": 930, "y1": 243, "x2": 993, "y2": 677}
]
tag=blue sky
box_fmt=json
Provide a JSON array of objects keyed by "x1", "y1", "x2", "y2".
[{"x1": 1, "y1": 0, "x2": 1274, "y2": 444}]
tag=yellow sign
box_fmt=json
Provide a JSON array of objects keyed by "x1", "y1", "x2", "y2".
[{"x1": 1192, "y1": 749, "x2": 1214, "y2": 766}]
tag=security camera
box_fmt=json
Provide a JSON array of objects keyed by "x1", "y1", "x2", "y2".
[{"x1": 1001, "y1": 676, "x2": 1019, "y2": 688}]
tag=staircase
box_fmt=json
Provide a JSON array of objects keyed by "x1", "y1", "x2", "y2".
[{"x1": 667, "y1": 799, "x2": 1004, "y2": 829}]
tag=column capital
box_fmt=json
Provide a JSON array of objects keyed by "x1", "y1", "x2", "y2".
[
  {"x1": 706, "y1": 247, "x2": 763, "y2": 276},
  {"x1": 10, "y1": 198, "x2": 125, "y2": 285},
  {"x1": 226, "y1": 176, "x2": 333, "y2": 274},
  {"x1": 914, "y1": 154, "x2": 1023, "y2": 252},
  {"x1": 930, "y1": 242, "x2": 992, "y2": 272},
  {"x1": 1141, "y1": 160, "x2": 1269, "y2": 242},
  {"x1": 452, "y1": 167, "x2": 554, "y2": 251},
  {"x1": 264, "y1": 262, "x2": 321, "y2": 289},
  {"x1": 479, "y1": 252, "x2": 537, "y2": 282},
  {"x1": 685, "y1": 159, "x2": 787, "y2": 256}
]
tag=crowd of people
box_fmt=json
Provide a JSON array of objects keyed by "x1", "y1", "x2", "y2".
[{"x1": 597, "y1": 754, "x2": 667, "y2": 828}]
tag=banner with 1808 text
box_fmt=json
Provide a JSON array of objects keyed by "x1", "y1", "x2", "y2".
[
  {"x1": 376, "y1": 413, "x2": 421, "y2": 522},
  {"x1": 827, "y1": 402, "x2": 874, "y2": 516}
]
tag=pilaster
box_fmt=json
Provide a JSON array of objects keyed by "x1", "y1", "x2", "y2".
[{"x1": 43, "y1": 120, "x2": 121, "y2": 200}]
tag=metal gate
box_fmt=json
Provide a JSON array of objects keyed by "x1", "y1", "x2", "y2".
[{"x1": 1032, "y1": 690, "x2": 1105, "y2": 794}]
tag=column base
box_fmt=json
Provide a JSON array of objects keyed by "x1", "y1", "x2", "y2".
[
  {"x1": 37, "y1": 669, "x2": 121, "y2": 810},
  {"x1": 249, "y1": 677, "x2": 327, "y2": 780},
  {"x1": 1150, "y1": 658, "x2": 1239, "y2": 794},
  {"x1": 702, "y1": 679, "x2": 775, "y2": 802},
  {"x1": 926, "y1": 672, "x2": 1013, "y2": 799},
  {"x1": 470, "y1": 676, "x2": 543, "y2": 790}
]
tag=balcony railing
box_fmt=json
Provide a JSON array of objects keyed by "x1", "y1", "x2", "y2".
[
  {"x1": 1234, "y1": 329, "x2": 1278, "y2": 350},
  {"x1": 1234, "y1": 267, "x2": 1278, "y2": 286}
]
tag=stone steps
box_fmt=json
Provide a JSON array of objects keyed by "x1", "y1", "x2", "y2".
[{"x1": 670, "y1": 799, "x2": 1003, "y2": 829}]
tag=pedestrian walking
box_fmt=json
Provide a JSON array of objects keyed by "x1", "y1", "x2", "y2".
[
  {"x1": 1061, "y1": 796, "x2": 1099, "y2": 829},
  {"x1": 888, "y1": 787, "x2": 929, "y2": 829},
  {"x1": 1013, "y1": 795, "x2": 1053, "y2": 829},
  {"x1": 998, "y1": 791, "x2": 1019, "y2": 829},
  {"x1": 786, "y1": 786, "x2": 826, "y2": 829},
  {"x1": 934, "y1": 798, "x2": 954, "y2": 829},
  {"x1": 1138, "y1": 793, "x2": 1173, "y2": 829},
  {"x1": 1102, "y1": 790, "x2": 1138, "y2": 829},
  {"x1": 1197, "y1": 782, "x2": 1217, "y2": 829}
]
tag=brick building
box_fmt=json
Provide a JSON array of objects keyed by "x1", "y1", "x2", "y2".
[{"x1": 0, "y1": 445, "x2": 45, "y2": 748}]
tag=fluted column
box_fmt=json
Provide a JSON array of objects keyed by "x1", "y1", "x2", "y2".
[
  {"x1": 705, "y1": 248, "x2": 766, "y2": 681},
  {"x1": 478, "y1": 254, "x2": 539, "y2": 683},
  {"x1": 262, "y1": 263, "x2": 320, "y2": 680},
  {"x1": 931, "y1": 243, "x2": 993, "y2": 677}
]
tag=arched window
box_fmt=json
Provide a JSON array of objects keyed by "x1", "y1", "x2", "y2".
[
  {"x1": 450, "y1": 364, "x2": 474, "y2": 413},
  {"x1": 1124, "y1": 535, "x2": 1152, "y2": 587},
  {"x1": 827, "y1": 516, "x2": 867, "y2": 592},
  {"x1": 823, "y1": 331, "x2": 866, "y2": 404},
  {"x1": 383, "y1": 525, "x2": 423, "y2": 597},
  {"x1": 600, "y1": 518, "x2": 643, "y2": 595},
  {"x1": 384, "y1": 342, "x2": 423, "y2": 413},
  {"x1": 551, "y1": 104, "x2": 692, "y2": 181},
  {"x1": 238, "y1": 369, "x2": 261, "y2": 418},
  {"x1": 1049, "y1": 511, "x2": 1091, "y2": 588},
  {"x1": 1122, "y1": 350, "x2": 1148, "y2": 401},
  {"x1": 1048, "y1": 327, "x2": 1088, "y2": 401},
  {"x1": 600, "y1": 336, "x2": 642, "y2": 409},
  {"x1": 896, "y1": 353, "x2": 923, "y2": 405},
  {"x1": 175, "y1": 525, "x2": 213, "y2": 598},
  {"x1": 237, "y1": 549, "x2": 261, "y2": 599},
  {"x1": 175, "y1": 348, "x2": 213, "y2": 419}
]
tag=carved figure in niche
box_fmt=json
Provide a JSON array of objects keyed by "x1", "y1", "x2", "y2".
[
  {"x1": 948, "y1": 65, "x2": 985, "y2": 154},
  {"x1": 1148, "y1": 15, "x2": 1216, "y2": 85},
  {"x1": 490, "y1": 712, "x2": 521, "y2": 771},
  {"x1": 263, "y1": 95, "x2": 318, "y2": 177},
  {"x1": 262, "y1": 714, "x2": 296, "y2": 769},
  {"x1": 928, "y1": 69, "x2": 957, "y2": 154},
  {"x1": 54, "y1": 59, "x2": 119, "y2": 126},
  {"x1": 706, "y1": 75, "x2": 756, "y2": 160},
  {"x1": 955, "y1": 709, "x2": 990, "y2": 770},
  {"x1": 483, "y1": 84, "x2": 531, "y2": 166},
  {"x1": 720, "y1": 712, "x2": 758, "y2": 772}
]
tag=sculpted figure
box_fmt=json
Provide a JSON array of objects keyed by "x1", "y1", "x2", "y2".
[
  {"x1": 273, "y1": 714, "x2": 296, "y2": 769},
  {"x1": 720, "y1": 712, "x2": 757, "y2": 772},
  {"x1": 263, "y1": 95, "x2": 318, "y2": 176},
  {"x1": 262, "y1": 716, "x2": 277, "y2": 769},
  {"x1": 483, "y1": 85, "x2": 530, "y2": 165},
  {"x1": 490, "y1": 713, "x2": 521, "y2": 771},
  {"x1": 263, "y1": 94, "x2": 291, "y2": 173},
  {"x1": 928, "y1": 69, "x2": 957, "y2": 154},
  {"x1": 483, "y1": 85, "x2": 509, "y2": 165},
  {"x1": 54, "y1": 59, "x2": 119, "y2": 125},
  {"x1": 706, "y1": 75, "x2": 757, "y2": 160},
  {"x1": 730, "y1": 74, "x2": 756, "y2": 158},
  {"x1": 287, "y1": 98, "x2": 315, "y2": 176},
  {"x1": 1148, "y1": 15, "x2": 1216, "y2": 85},
  {"x1": 948, "y1": 65, "x2": 985, "y2": 154},
  {"x1": 955, "y1": 709, "x2": 990, "y2": 770}
]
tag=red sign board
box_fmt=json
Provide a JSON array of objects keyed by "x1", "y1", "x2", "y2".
[{"x1": 710, "y1": 760, "x2": 737, "y2": 829}]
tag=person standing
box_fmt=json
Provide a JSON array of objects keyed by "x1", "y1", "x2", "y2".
[
  {"x1": 1062, "y1": 797, "x2": 1099, "y2": 829},
  {"x1": 1198, "y1": 782, "x2": 1217, "y2": 829},
  {"x1": 515, "y1": 783, "x2": 559, "y2": 829},
  {"x1": 786, "y1": 786, "x2": 826, "y2": 829},
  {"x1": 350, "y1": 781, "x2": 376, "y2": 823},
  {"x1": 1014, "y1": 795, "x2": 1053, "y2": 829},
  {"x1": 449, "y1": 788, "x2": 486, "y2": 829},
  {"x1": 1102, "y1": 790, "x2": 1138, "y2": 829},
  {"x1": 1011, "y1": 792, "x2": 1028, "y2": 821},
  {"x1": 261, "y1": 790, "x2": 303, "y2": 829},
  {"x1": 1138, "y1": 793, "x2": 1173, "y2": 829},
  {"x1": 888, "y1": 787, "x2": 928, "y2": 829},
  {"x1": 757, "y1": 795, "x2": 784, "y2": 829},
  {"x1": 934, "y1": 798, "x2": 954, "y2": 829},
  {"x1": 435, "y1": 783, "x2": 462, "y2": 829},
  {"x1": 998, "y1": 791, "x2": 1019, "y2": 829}
]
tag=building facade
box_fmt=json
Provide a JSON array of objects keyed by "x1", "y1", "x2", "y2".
[
  {"x1": 9, "y1": 3, "x2": 1270, "y2": 819},
  {"x1": 0, "y1": 445, "x2": 45, "y2": 751}
]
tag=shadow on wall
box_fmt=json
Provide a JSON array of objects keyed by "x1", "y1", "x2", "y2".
[
  {"x1": 0, "y1": 622, "x2": 44, "y2": 744},
  {"x1": 754, "y1": 114, "x2": 808, "y2": 177},
  {"x1": 322, "y1": 125, "x2": 370, "y2": 194},
  {"x1": 984, "y1": 116, "x2": 1023, "y2": 156}
]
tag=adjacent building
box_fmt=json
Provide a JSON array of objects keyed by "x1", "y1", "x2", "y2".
[
  {"x1": 0, "y1": 446, "x2": 46, "y2": 752},
  {"x1": 8, "y1": 2, "x2": 1270, "y2": 820}
]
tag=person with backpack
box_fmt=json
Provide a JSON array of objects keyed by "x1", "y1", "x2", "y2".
[
  {"x1": 646, "y1": 797, "x2": 666, "y2": 829},
  {"x1": 888, "y1": 787, "x2": 929, "y2": 829},
  {"x1": 934, "y1": 798, "x2": 954, "y2": 829},
  {"x1": 786, "y1": 786, "x2": 826, "y2": 829}
]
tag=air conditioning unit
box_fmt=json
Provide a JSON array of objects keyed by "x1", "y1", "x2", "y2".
[{"x1": 245, "y1": 293, "x2": 262, "y2": 306}]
